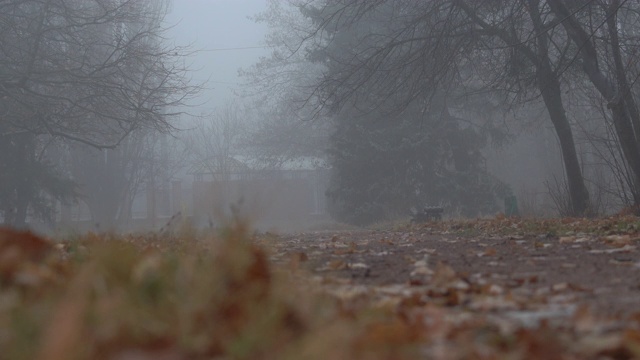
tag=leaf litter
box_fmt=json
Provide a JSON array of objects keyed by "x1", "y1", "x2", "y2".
[{"x1": 1, "y1": 216, "x2": 640, "y2": 359}]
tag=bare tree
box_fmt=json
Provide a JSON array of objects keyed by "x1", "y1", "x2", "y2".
[
  {"x1": 186, "y1": 103, "x2": 250, "y2": 180},
  {"x1": 0, "y1": 0, "x2": 195, "y2": 146},
  {"x1": 0, "y1": 0, "x2": 199, "y2": 227},
  {"x1": 250, "y1": 0, "x2": 592, "y2": 215},
  {"x1": 68, "y1": 129, "x2": 171, "y2": 229},
  {"x1": 547, "y1": 0, "x2": 640, "y2": 208},
  {"x1": 456, "y1": 0, "x2": 591, "y2": 215},
  {"x1": 240, "y1": 1, "x2": 333, "y2": 165}
]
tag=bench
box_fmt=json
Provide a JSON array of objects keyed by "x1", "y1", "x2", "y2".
[{"x1": 411, "y1": 206, "x2": 444, "y2": 223}]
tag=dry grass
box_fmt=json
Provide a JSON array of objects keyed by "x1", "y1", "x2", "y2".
[
  {"x1": 3, "y1": 215, "x2": 640, "y2": 359},
  {"x1": 0, "y1": 221, "x2": 426, "y2": 360}
]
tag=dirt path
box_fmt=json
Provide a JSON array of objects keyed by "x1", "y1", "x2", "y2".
[{"x1": 264, "y1": 226, "x2": 640, "y2": 324}]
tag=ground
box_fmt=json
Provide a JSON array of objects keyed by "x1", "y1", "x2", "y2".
[
  {"x1": 259, "y1": 216, "x2": 640, "y2": 358},
  {"x1": 268, "y1": 223, "x2": 640, "y2": 318},
  {"x1": 2, "y1": 216, "x2": 640, "y2": 359}
]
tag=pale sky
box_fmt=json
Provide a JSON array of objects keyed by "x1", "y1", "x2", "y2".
[{"x1": 166, "y1": 0, "x2": 269, "y2": 112}]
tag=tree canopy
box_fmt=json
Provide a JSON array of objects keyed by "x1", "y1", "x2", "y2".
[{"x1": 0, "y1": 0, "x2": 197, "y2": 227}]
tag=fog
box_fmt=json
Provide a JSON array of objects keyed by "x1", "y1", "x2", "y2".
[
  {"x1": 166, "y1": 0, "x2": 268, "y2": 110},
  {"x1": 2, "y1": 1, "x2": 639, "y2": 233}
]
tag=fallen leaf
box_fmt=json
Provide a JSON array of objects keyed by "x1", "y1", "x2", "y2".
[
  {"x1": 36, "y1": 266, "x2": 93, "y2": 360},
  {"x1": 559, "y1": 236, "x2": 576, "y2": 244},
  {"x1": 289, "y1": 252, "x2": 308, "y2": 271},
  {"x1": 571, "y1": 305, "x2": 596, "y2": 333},
  {"x1": 410, "y1": 266, "x2": 433, "y2": 277},
  {"x1": 483, "y1": 248, "x2": 497, "y2": 256},
  {"x1": 551, "y1": 283, "x2": 568, "y2": 292},
  {"x1": 431, "y1": 263, "x2": 458, "y2": 288},
  {"x1": 485, "y1": 284, "x2": 504, "y2": 295},
  {"x1": 589, "y1": 245, "x2": 636, "y2": 254},
  {"x1": 603, "y1": 235, "x2": 632, "y2": 247},
  {"x1": 328, "y1": 260, "x2": 347, "y2": 271},
  {"x1": 623, "y1": 329, "x2": 640, "y2": 358},
  {"x1": 350, "y1": 262, "x2": 369, "y2": 269}
]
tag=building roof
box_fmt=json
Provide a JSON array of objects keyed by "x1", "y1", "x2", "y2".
[{"x1": 189, "y1": 155, "x2": 328, "y2": 175}]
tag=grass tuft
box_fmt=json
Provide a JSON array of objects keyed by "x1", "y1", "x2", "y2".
[{"x1": 1, "y1": 222, "x2": 423, "y2": 359}]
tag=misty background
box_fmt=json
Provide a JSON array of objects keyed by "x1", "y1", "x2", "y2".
[{"x1": 2, "y1": 0, "x2": 638, "y2": 233}]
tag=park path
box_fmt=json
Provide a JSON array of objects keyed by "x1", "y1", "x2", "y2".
[{"x1": 261, "y1": 224, "x2": 640, "y2": 325}]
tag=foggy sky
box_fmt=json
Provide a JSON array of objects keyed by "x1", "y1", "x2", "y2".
[{"x1": 167, "y1": 0, "x2": 269, "y2": 112}]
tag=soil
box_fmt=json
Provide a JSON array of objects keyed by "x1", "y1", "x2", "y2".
[{"x1": 264, "y1": 225, "x2": 640, "y2": 321}]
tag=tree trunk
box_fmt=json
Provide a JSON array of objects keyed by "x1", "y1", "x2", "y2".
[
  {"x1": 538, "y1": 73, "x2": 590, "y2": 215},
  {"x1": 5, "y1": 134, "x2": 35, "y2": 229},
  {"x1": 527, "y1": 0, "x2": 590, "y2": 215},
  {"x1": 548, "y1": 0, "x2": 640, "y2": 206},
  {"x1": 605, "y1": 3, "x2": 640, "y2": 204},
  {"x1": 609, "y1": 106, "x2": 640, "y2": 205},
  {"x1": 457, "y1": 0, "x2": 591, "y2": 215}
]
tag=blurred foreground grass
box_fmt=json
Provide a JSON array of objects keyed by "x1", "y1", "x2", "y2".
[
  {"x1": 0, "y1": 222, "x2": 422, "y2": 360},
  {"x1": 3, "y1": 216, "x2": 640, "y2": 359}
]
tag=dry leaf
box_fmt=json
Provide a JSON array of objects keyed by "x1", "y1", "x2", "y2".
[
  {"x1": 431, "y1": 263, "x2": 458, "y2": 288},
  {"x1": 289, "y1": 252, "x2": 308, "y2": 271},
  {"x1": 571, "y1": 305, "x2": 596, "y2": 333},
  {"x1": 328, "y1": 260, "x2": 347, "y2": 271},
  {"x1": 559, "y1": 236, "x2": 576, "y2": 244},
  {"x1": 350, "y1": 262, "x2": 369, "y2": 269},
  {"x1": 589, "y1": 245, "x2": 636, "y2": 254},
  {"x1": 37, "y1": 266, "x2": 93, "y2": 360},
  {"x1": 551, "y1": 283, "x2": 568, "y2": 292},
  {"x1": 623, "y1": 329, "x2": 640, "y2": 358},
  {"x1": 603, "y1": 235, "x2": 632, "y2": 247}
]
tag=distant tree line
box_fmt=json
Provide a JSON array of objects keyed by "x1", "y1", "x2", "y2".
[
  {"x1": 0, "y1": 0, "x2": 196, "y2": 228},
  {"x1": 244, "y1": 0, "x2": 640, "y2": 224}
]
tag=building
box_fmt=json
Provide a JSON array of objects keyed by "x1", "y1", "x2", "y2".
[
  {"x1": 188, "y1": 156, "x2": 330, "y2": 231},
  {"x1": 57, "y1": 156, "x2": 330, "y2": 232}
]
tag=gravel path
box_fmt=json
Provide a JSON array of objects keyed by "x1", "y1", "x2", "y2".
[{"x1": 264, "y1": 228, "x2": 640, "y2": 320}]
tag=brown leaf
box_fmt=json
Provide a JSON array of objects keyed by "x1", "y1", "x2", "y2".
[
  {"x1": 482, "y1": 283, "x2": 504, "y2": 295},
  {"x1": 334, "y1": 242, "x2": 358, "y2": 255},
  {"x1": 623, "y1": 329, "x2": 640, "y2": 358},
  {"x1": 246, "y1": 246, "x2": 271, "y2": 286},
  {"x1": 0, "y1": 228, "x2": 52, "y2": 260},
  {"x1": 328, "y1": 260, "x2": 347, "y2": 271},
  {"x1": 0, "y1": 228, "x2": 53, "y2": 283},
  {"x1": 571, "y1": 305, "x2": 596, "y2": 333},
  {"x1": 559, "y1": 236, "x2": 576, "y2": 244},
  {"x1": 36, "y1": 266, "x2": 93, "y2": 360},
  {"x1": 445, "y1": 288, "x2": 461, "y2": 306},
  {"x1": 357, "y1": 320, "x2": 420, "y2": 347},
  {"x1": 431, "y1": 262, "x2": 458, "y2": 288},
  {"x1": 604, "y1": 235, "x2": 632, "y2": 247},
  {"x1": 507, "y1": 278, "x2": 526, "y2": 288},
  {"x1": 289, "y1": 252, "x2": 308, "y2": 271},
  {"x1": 483, "y1": 248, "x2": 497, "y2": 256},
  {"x1": 551, "y1": 282, "x2": 568, "y2": 292}
]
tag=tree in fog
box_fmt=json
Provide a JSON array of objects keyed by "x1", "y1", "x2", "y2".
[
  {"x1": 186, "y1": 103, "x2": 251, "y2": 179},
  {"x1": 0, "y1": 0, "x2": 197, "y2": 227},
  {"x1": 546, "y1": 0, "x2": 640, "y2": 209},
  {"x1": 246, "y1": 1, "x2": 512, "y2": 224},
  {"x1": 67, "y1": 129, "x2": 180, "y2": 229},
  {"x1": 0, "y1": 133, "x2": 75, "y2": 227},
  {"x1": 240, "y1": 1, "x2": 333, "y2": 165},
  {"x1": 289, "y1": 0, "x2": 595, "y2": 216},
  {"x1": 327, "y1": 98, "x2": 507, "y2": 225}
]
